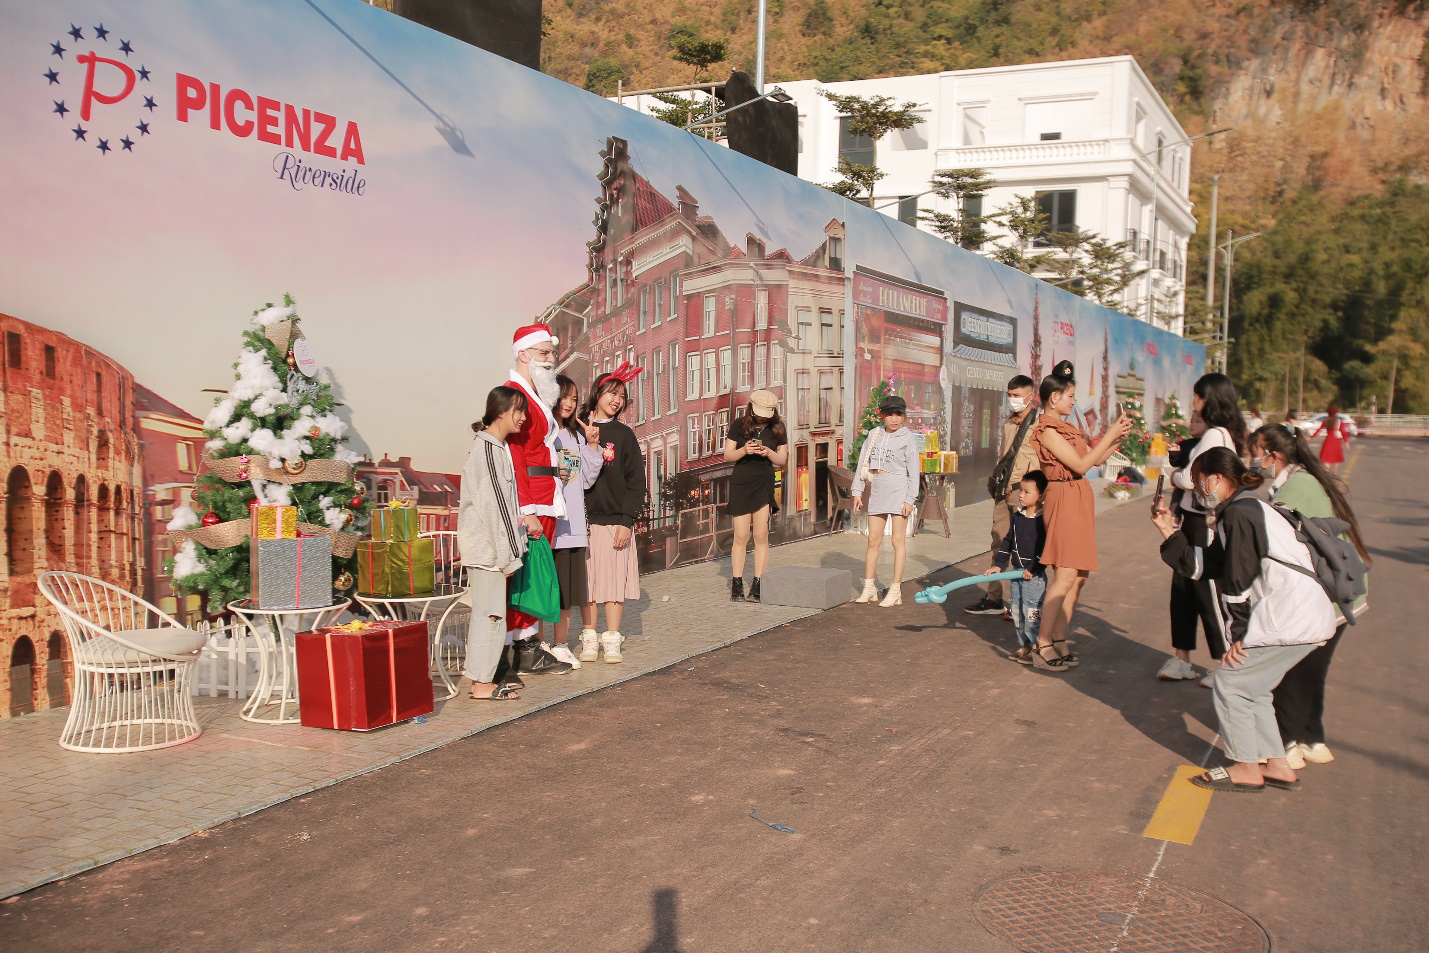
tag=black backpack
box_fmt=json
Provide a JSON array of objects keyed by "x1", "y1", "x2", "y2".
[
  {"x1": 1268, "y1": 505, "x2": 1370, "y2": 626},
  {"x1": 987, "y1": 413, "x2": 1037, "y2": 502}
]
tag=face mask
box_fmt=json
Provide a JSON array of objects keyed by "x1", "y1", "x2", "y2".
[
  {"x1": 1008, "y1": 396, "x2": 1028, "y2": 413},
  {"x1": 1249, "y1": 456, "x2": 1263, "y2": 476},
  {"x1": 1192, "y1": 481, "x2": 1220, "y2": 510}
]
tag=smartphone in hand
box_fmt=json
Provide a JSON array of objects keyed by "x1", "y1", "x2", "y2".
[{"x1": 1151, "y1": 474, "x2": 1165, "y2": 516}]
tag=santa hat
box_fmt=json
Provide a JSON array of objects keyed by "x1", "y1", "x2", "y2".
[{"x1": 512, "y1": 323, "x2": 559, "y2": 357}]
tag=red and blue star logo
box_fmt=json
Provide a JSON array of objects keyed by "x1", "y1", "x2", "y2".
[{"x1": 44, "y1": 21, "x2": 154, "y2": 156}]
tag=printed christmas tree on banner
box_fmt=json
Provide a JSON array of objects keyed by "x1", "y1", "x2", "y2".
[
  {"x1": 1029, "y1": 291, "x2": 1044, "y2": 384},
  {"x1": 1160, "y1": 394, "x2": 1191, "y2": 445},
  {"x1": 1121, "y1": 393, "x2": 1152, "y2": 464},
  {"x1": 849, "y1": 379, "x2": 894, "y2": 467},
  {"x1": 1099, "y1": 330, "x2": 1111, "y2": 439},
  {"x1": 165, "y1": 295, "x2": 370, "y2": 611}
]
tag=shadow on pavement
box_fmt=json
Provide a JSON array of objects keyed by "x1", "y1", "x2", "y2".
[{"x1": 640, "y1": 888, "x2": 684, "y2": 953}]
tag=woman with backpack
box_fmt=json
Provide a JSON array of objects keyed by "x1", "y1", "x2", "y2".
[
  {"x1": 1152, "y1": 447, "x2": 1337, "y2": 793},
  {"x1": 1256, "y1": 423, "x2": 1371, "y2": 769},
  {"x1": 1158, "y1": 373, "x2": 1250, "y2": 685}
]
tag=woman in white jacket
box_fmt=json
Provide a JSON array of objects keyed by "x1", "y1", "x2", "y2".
[
  {"x1": 1153, "y1": 447, "x2": 1335, "y2": 794},
  {"x1": 850, "y1": 394, "x2": 921, "y2": 607}
]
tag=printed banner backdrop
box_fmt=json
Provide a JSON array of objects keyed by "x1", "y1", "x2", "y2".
[{"x1": 0, "y1": 0, "x2": 1203, "y2": 633}]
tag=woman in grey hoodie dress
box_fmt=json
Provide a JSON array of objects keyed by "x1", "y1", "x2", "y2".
[{"x1": 850, "y1": 395, "x2": 922, "y2": 607}]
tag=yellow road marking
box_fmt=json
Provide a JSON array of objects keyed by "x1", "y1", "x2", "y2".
[
  {"x1": 1342, "y1": 444, "x2": 1362, "y2": 481},
  {"x1": 1142, "y1": 765, "x2": 1214, "y2": 845}
]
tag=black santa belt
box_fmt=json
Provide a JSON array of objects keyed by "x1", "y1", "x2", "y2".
[{"x1": 527, "y1": 466, "x2": 558, "y2": 477}]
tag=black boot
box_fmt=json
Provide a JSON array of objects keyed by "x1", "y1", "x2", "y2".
[
  {"x1": 731, "y1": 577, "x2": 745, "y2": 602},
  {"x1": 492, "y1": 644, "x2": 523, "y2": 689},
  {"x1": 515, "y1": 637, "x2": 573, "y2": 676},
  {"x1": 748, "y1": 578, "x2": 762, "y2": 603}
]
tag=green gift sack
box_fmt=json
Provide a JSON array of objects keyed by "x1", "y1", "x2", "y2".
[{"x1": 509, "y1": 535, "x2": 560, "y2": 623}]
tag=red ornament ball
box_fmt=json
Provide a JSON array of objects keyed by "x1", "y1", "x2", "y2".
[
  {"x1": 201, "y1": 511, "x2": 221, "y2": 527},
  {"x1": 190, "y1": 489, "x2": 200, "y2": 502},
  {"x1": 248, "y1": 498, "x2": 261, "y2": 511},
  {"x1": 349, "y1": 495, "x2": 363, "y2": 509}
]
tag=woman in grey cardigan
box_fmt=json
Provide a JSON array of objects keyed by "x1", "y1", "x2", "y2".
[
  {"x1": 458, "y1": 386, "x2": 530, "y2": 701},
  {"x1": 851, "y1": 394, "x2": 922, "y2": 607}
]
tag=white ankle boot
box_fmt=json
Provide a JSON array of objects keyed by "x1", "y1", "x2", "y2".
[
  {"x1": 879, "y1": 583, "x2": 903, "y2": 607},
  {"x1": 600, "y1": 631, "x2": 624, "y2": 663},
  {"x1": 578, "y1": 629, "x2": 600, "y2": 662},
  {"x1": 854, "y1": 579, "x2": 879, "y2": 603}
]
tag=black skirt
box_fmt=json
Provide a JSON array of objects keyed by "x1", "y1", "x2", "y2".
[
  {"x1": 726, "y1": 464, "x2": 779, "y2": 517},
  {"x1": 553, "y1": 546, "x2": 588, "y2": 610}
]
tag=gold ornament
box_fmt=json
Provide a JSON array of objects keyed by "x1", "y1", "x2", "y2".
[
  {"x1": 334, "y1": 571, "x2": 355, "y2": 590},
  {"x1": 341, "y1": 508, "x2": 355, "y2": 527},
  {"x1": 283, "y1": 459, "x2": 307, "y2": 475}
]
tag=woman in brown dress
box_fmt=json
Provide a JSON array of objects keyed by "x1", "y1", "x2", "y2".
[{"x1": 1029, "y1": 367, "x2": 1132, "y2": 672}]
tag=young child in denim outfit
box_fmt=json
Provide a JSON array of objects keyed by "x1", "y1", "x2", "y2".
[{"x1": 985, "y1": 470, "x2": 1048, "y2": 665}]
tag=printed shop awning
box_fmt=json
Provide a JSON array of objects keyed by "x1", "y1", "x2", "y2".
[{"x1": 948, "y1": 303, "x2": 1020, "y2": 392}]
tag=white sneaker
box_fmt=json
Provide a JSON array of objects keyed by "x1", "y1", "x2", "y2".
[
  {"x1": 578, "y1": 629, "x2": 599, "y2": 663},
  {"x1": 600, "y1": 631, "x2": 624, "y2": 663},
  {"x1": 1284, "y1": 742, "x2": 1307, "y2": 771},
  {"x1": 549, "y1": 643, "x2": 581, "y2": 670},
  {"x1": 854, "y1": 579, "x2": 879, "y2": 603},
  {"x1": 1301, "y1": 742, "x2": 1335, "y2": 764},
  {"x1": 1157, "y1": 657, "x2": 1198, "y2": 681},
  {"x1": 1199, "y1": 672, "x2": 1215, "y2": 689}
]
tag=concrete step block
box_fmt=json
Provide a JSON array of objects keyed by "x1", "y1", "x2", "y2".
[{"x1": 758, "y1": 566, "x2": 853, "y2": 609}]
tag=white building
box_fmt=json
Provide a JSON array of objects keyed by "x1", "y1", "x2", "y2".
[{"x1": 617, "y1": 57, "x2": 1197, "y2": 335}]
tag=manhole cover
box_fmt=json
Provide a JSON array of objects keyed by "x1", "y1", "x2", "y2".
[{"x1": 974, "y1": 869, "x2": 1271, "y2": 953}]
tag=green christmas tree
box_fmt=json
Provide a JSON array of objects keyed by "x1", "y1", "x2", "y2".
[
  {"x1": 1121, "y1": 393, "x2": 1152, "y2": 464},
  {"x1": 165, "y1": 295, "x2": 371, "y2": 612},
  {"x1": 849, "y1": 379, "x2": 894, "y2": 467},
  {"x1": 1160, "y1": 394, "x2": 1190, "y2": 444}
]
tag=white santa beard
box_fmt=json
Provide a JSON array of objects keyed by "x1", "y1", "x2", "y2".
[{"x1": 531, "y1": 364, "x2": 561, "y2": 407}]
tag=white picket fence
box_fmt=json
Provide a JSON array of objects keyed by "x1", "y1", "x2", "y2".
[{"x1": 191, "y1": 620, "x2": 262, "y2": 699}]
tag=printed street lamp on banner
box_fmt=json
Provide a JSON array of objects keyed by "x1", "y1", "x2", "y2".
[{"x1": 1216, "y1": 230, "x2": 1264, "y2": 373}]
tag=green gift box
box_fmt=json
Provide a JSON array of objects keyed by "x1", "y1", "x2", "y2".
[
  {"x1": 357, "y1": 538, "x2": 435, "y2": 596},
  {"x1": 371, "y1": 505, "x2": 421, "y2": 541}
]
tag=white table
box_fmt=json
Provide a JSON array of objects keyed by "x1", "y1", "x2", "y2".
[
  {"x1": 352, "y1": 585, "x2": 466, "y2": 700},
  {"x1": 227, "y1": 600, "x2": 351, "y2": 724}
]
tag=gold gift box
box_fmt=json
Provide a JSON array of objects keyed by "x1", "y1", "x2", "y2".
[{"x1": 251, "y1": 504, "x2": 298, "y2": 540}]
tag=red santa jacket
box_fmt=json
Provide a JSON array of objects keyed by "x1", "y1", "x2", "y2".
[{"x1": 504, "y1": 371, "x2": 566, "y2": 518}]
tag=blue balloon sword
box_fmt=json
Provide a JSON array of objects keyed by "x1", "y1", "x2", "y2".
[{"x1": 914, "y1": 570, "x2": 1024, "y2": 605}]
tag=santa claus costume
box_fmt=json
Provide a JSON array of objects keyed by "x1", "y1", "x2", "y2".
[{"x1": 504, "y1": 324, "x2": 572, "y2": 675}]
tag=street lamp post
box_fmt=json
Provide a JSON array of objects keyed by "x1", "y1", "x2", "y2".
[
  {"x1": 688, "y1": 85, "x2": 792, "y2": 138},
  {"x1": 1135, "y1": 128, "x2": 1231, "y2": 329},
  {"x1": 1217, "y1": 229, "x2": 1264, "y2": 373}
]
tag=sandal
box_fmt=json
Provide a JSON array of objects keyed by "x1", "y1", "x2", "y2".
[
  {"x1": 1262, "y1": 776, "x2": 1303, "y2": 792},
  {"x1": 1189, "y1": 766, "x2": 1265, "y2": 793},
  {"x1": 1051, "y1": 639, "x2": 1080, "y2": 668},
  {"x1": 1032, "y1": 642, "x2": 1069, "y2": 672},
  {"x1": 1007, "y1": 646, "x2": 1033, "y2": 665},
  {"x1": 469, "y1": 680, "x2": 521, "y2": 701}
]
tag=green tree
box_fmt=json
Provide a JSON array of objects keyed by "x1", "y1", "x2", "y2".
[
  {"x1": 648, "y1": 91, "x2": 718, "y2": 130},
  {"x1": 670, "y1": 34, "x2": 729, "y2": 81},
  {"x1": 817, "y1": 91, "x2": 924, "y2": 203},
  {"x1": 801, "y1": 0, "x2": 835, "y2": 36},
  {"x1": 988, "y1": 195, "x2": 1053, "y2": 273},
  {"x1": 849, "y1": 380, "x2": 894, "y2": 468},
  {"x1": 919, "y1": 168, "x2": 995, "y2": 249},
  {"x1": 821, "y1": 155, "x2": 886, "y2": 204},
  {"x1": 584, "y1": 56, "x2": 626, "y2": 95}
]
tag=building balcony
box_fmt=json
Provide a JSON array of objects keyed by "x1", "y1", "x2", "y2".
[{"x1": 937, "y1": 139, "x2": 1111, "y2": 168}]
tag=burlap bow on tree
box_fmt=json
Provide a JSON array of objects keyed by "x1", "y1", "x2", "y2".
[
  {"x1": 206, "y1": 455, "x2": 354, "y2": 485},
  {"x1": 263, "y1": 315, "x2": 304, "y2": 356},
  {"x1": 169, "y1": 520, "x2": 360, "y2": 557}
]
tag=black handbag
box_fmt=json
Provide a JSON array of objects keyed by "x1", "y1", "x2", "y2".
[{"x1": 986, "y1": 413, "x2": 1037, "y2": 502}]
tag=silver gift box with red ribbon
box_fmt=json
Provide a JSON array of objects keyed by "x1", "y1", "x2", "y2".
[{"x1": 250, "y1": 535, "x2": 333, "y2": 609}]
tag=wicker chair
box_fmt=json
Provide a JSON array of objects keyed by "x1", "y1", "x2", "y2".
[{"x1": 37, "y1": 572, "x2": 206, "y2": 752}]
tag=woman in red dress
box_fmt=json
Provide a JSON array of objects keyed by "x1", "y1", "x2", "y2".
[{"x1": 1312, "y1": 405, "x2": 1351, "y2": 473}]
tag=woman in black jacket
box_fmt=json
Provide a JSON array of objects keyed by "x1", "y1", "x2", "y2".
[
  {"x1": 1152, "y1": 447, "x2": 1337, "y2": 793},
  {"x1": 582, "y1": 372, "x2": 646, "y2": 663}
]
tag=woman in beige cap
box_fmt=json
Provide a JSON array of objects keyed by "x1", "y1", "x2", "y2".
[{"x1": 723, "y1": 390, "x2": 788, "y2": 602}]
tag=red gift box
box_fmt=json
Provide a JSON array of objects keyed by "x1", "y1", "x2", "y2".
[{"x1": 295, "y1": 620, "x2": 434, "y2": 730}]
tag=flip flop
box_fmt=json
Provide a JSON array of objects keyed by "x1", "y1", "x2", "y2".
[
  {"x1": 469, "y1": 681, "x2": 521, "y2": 701},
  {"x1": 1262, "y1": 776, "x2": 1303, "y2": 792},
  {"x1": 1190, "y1": 767, "x2": 1265, "y2": 793}
]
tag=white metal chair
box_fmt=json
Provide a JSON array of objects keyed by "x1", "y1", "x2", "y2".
[
  {"x1": 38, "y1": 571, "x2": 206, "y2": 752},
  {"x1": 429, "y1": 590, "x2": 471, "y2": 700},
  {"x1": 420, "y1": 530, "x2": 465, "y2": 588}
]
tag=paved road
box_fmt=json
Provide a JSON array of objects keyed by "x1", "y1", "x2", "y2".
[{"x1": 2, "y1": 438, "x2": 1423, "y2": 952}]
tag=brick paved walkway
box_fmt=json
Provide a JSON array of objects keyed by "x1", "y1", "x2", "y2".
[{"x1": 0, "y1": 489, "x2": 1135, "y2": 898}]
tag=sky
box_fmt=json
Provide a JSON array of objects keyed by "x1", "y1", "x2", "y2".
[{"x1": 1, "y1": 0, "x2": 1199, "y2": 473}]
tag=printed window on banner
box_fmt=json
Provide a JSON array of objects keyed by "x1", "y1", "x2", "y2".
[
  {"x1": 654, "y1": 281, "x2": 664, "y2": 326},
  {"x1": 717, "y1": 409, "x2": 730, "y2": 447},
  {"x1": 820, "y1": 309, "x2": 836, "y2": 352},
  {"x1": 754, "y1": 342, "x2": 767, "y2": 388},
  {"x1": 796, "y1": 308, "x2": 813, "y2": 351},
  {"x1": 797, "y1": 371, "x2": 811, "y2": 426},
  {"x1": 756, "y1": 288, "x2": 769, "y2": 330},
  {"x1": 687, "y1": 352, "x2": 701, "y2": 400},
  {"x1": 719, "y1": 347, "x2": 732, "y2": 394},
  {"x1": 818, "y1": 370, "x2": 834, "y2": 426},
  {"x1": 703, "y1": 349, "x2": 717, "y2": 397},
  {"x1": 703, "y1": 295, "x2": 717, "y2": 337},
  {"x1": 652, "y1": 352, "x2": 663, "y2": 417},
  {"x1": 686, "y1": 415, "x2": 700, "y2": 460},
  {"x1": 636, "y1": 353, "x2": 647, "y2": 422},
  {"x1": 828, "y1": 236, "x2": 844, "y2": 272},
  {"x1": 669, "y1": 343, "x2": 680, "y2": 410},
  {"x1": 639, "y1": 287, "x2": 649, "y2": 332},
  {"x1": 627, "y1": 346, "x2": 634, "y2": 367},
  {"x1": 738, "y1": 345, "x2": 752, "y2": 391},
  {"x1": 703, "y1": 412, "x2": 716, "y2": 457},
  {"x1": 771, "y1": 345, "x2": 784, "y2": 385},
  {"x1": 670, "y1": 275, "x2": 680, "y2": 319}
]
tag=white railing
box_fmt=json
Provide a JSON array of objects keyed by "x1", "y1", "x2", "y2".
[
  {"x1": 192, "y1": 620, "x2": 262, "y2": 699},
  {"x1": 1362, "y1": 414, "x2": 1429, "y2": 434},
  {"x1": 937, "y1": 139, "x2": 1110, "y2": 166}
]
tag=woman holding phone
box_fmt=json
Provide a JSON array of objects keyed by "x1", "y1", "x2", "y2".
[{"x1": 723, "y1": 390, "x2": 788, "y2": 602}]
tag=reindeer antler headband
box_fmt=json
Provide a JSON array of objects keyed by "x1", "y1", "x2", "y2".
[{"x1": 595, "y1": 360, "x2": 644, "y2": 389}]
